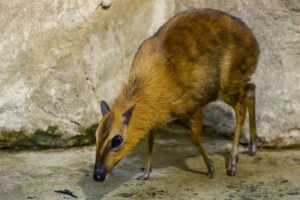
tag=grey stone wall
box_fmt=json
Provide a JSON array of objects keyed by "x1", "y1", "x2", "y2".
[{"x1": 0, "y1": 0, "x2": 299, "y2": 148}]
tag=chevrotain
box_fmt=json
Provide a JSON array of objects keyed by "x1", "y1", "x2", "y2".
[{"x1": 93, "y1": 8, "x2": 259, "y2": 182}]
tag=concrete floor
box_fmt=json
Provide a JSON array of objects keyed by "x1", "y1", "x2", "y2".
[{"x1": 0, "y1": 126, "x2": 300, "y2": 200}]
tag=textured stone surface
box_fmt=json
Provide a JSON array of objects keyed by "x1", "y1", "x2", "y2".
[
  {"x1": 0, "y1": 0, "x2": 299, "y2": 148},
  {"x1": 0, "y1": 0, "x2": 157, "y2": 148}
]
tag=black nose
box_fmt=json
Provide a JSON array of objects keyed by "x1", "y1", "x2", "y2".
[
  {"x1": 93, "y1": 165, "x2": 106, "y2": 182},
  {"x1": 93, "y1": 172, "x2": 106, "y2": 182}
]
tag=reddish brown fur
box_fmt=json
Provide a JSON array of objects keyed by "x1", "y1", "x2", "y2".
[{"x1": 94, "y1": 8, "x2": 259, "y2": 181}]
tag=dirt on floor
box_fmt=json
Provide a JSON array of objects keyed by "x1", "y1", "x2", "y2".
[{"x1": 0, "y1": 127, "x2": 299, "y2": 200}]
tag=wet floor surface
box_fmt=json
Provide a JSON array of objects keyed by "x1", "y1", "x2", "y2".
[{"x1": 0, "y1": 127, "x2": 299, "y2": 200}]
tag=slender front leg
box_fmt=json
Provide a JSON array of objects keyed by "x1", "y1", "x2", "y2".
[
  {"x1": 227, "y1": 101, "x2": 246, "y2": 176},
  {"x1": 245, "y1": 83, "x2": 257, "y2": 156},
  {"x1": 137, "y1": 129, "x2": 155, "y2": 180},
  {"x1": 190, "y1": 107, "x2": 214, "y2": 178}
]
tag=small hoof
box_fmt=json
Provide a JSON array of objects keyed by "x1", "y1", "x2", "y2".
[
  {"x1": 207, "y1": 160, "x2": 215, "y2": 179},
  {"x1": 226, "y1": 168, "x2": 236, "y2": 176},
  {"x1": 248, "y1": 142, "x2": 257, "y2": 156},
  {"x1": 227, "y1": 155, "x2": 238, "y2": 176},
  {"x1": 136, "y1": 167, "x2": 151, "y2": 180}
]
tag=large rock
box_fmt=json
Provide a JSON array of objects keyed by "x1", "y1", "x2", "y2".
[{"x1": 0, "y1": 0, "x2": 299, "y2": 148}]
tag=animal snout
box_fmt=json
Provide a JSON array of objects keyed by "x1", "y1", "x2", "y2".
[{"x1": 93, "y1": 164, "x2": 107, "y2": 182}]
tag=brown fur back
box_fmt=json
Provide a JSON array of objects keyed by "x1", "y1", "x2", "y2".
[{"x1": 116, "y1": 8, "x2": 259, "y2": 117}]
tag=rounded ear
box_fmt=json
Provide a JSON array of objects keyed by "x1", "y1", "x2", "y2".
[
  {"x1": 121, "y1": 104, "x2": 136, "y2": 125},
  {"x1": 100, "y1": 100, "x2": 110, "y2": 116}
]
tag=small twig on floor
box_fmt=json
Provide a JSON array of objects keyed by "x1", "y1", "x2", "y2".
[
  {"x1": 55, "y1": 189, "x2": 78, "y2": 198},
  {"x1": 117, "y1": 192, "x2": 134, "y2": 198}
]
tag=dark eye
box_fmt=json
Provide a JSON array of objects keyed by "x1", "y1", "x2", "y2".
[{"x1": 111, "y1": 135, "x2": 123, "y2": 149}]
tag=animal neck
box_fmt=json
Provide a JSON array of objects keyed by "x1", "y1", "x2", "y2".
[
  {"x1": 112, "y1": 93, "x2": 167, "y2": 158},
  {"x1": 111, "y1": 52, "x2": 171, "y2": 156}
]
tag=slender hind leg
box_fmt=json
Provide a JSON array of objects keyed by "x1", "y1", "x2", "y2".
[
  {"x1": 137, "y1": 130, "x2": 155, "y2": 180},
  {"x1": 190, "y1": 107, "x2": 214, "y2": 178},
  {"x1": 245, "y1": 83, "x2": 257, "y2": 156},
  {"x1": 227, "y1": 99, "x2": 246, "y2": 176}
]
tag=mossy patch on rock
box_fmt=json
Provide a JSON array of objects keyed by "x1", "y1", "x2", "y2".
[{"x1": 0, "y1": 124, "x2": 97, "y2": 150}]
